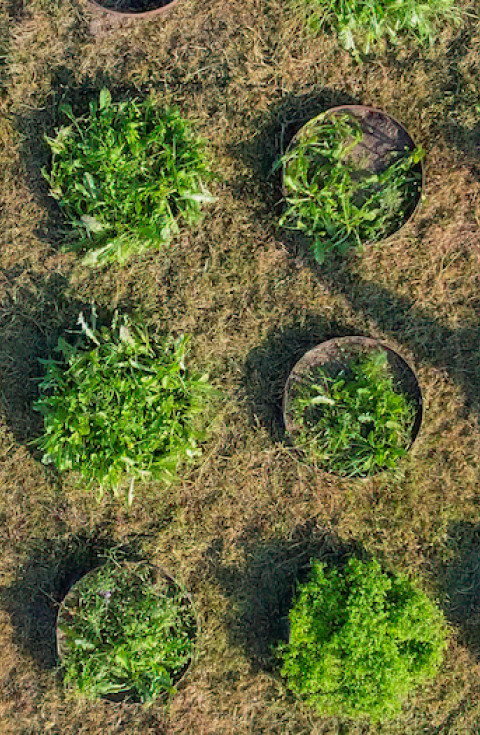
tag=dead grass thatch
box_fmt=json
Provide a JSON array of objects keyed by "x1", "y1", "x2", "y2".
[{"x1": 1, "y1": 0, "x2": 480, "y2": 731}]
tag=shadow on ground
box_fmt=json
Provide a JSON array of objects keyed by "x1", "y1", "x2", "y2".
[
  {"x1": 0, "y1": 529, "x2": 145, "y2": 669},
  {"x1": 227, "y1": 64, "x2": 480, "y2": 428},
  {"x1": 367, "y1": 20, "x2": 480, "y2": 177},
  {"x1": 0, "y1": 267, "x2": 98, "y2": 448},
  {"x1": 0, "y1": 266, "x2": 129, "y2": 457},
  {"x1": 0, "y1": 10, "x2": 10, "y2": 97},
  {"x1": 0, "y1": 528, "x2": 157, "y2": 672},
  {"x1": 235, "y1": 86, "x2": 480, "y2": 426},
  {"x1": 430, "y1": 20, "x2": 480, "y2": 178},
  {"x1": 229, "y1": 88, "x2": 359, "y2": 212},
  {"x1": 242, "y1": 316, "x2": 353, "y2": 440},
  {"x1": 316, "y1": 262, "x2": 480, "y2": 422},
  {"x1": 439, "y1": 521, "x2": 480, "y2": 660},
  {"x1": 203, "y1": 521, "x2": 362, "y2": 672}
]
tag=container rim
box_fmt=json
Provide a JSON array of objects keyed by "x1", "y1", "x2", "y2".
[
  {"x1": 83, "y1": 0, "x2": 180, "y2": 19},
  {"x1": 56, "y1": 559, "x2": 199, "y2": 702},
  {"x1": 282, "y1": 335, "x2": 423, "y2": 478},
  {"x1": 282, "y1": 104, "x2": 425, "y2": 247}
]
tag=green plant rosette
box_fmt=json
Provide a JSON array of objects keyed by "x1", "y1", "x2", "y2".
[
  {"x1": 43, "y1": 89, "x2": 216, "y2": 265},
  {"x1": 34, "y1": 310, "x2": 214, "y2": 502}
]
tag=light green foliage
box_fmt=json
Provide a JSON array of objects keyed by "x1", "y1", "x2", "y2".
[
  {"x1": 58, "y1": 563, "x2": 196, "y2": 702},
  {"x1": 35, "y1": 311, "x2": 212, "y2": 500},
  {"x1": 44, "y1": 89, "x2": 216, "y2": 265},
  {"x1": 290, "y1": 350, "x2": 416, "y2": 475},
  {"x1": 279, "y1": 114, "x2": 424, "y2": 263},
  {"x1": 295, "y1": 0, "x2": 462, "y2": 56},
  {"x1": 279, "y1": 558, "x2": 447, "y2": 721}
]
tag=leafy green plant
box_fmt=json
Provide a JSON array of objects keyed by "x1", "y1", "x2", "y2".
[
  {"x1": 279, "y1": 113, "x2": 424, "y2": 264},
  {"x1": 278, "y1": 557, "x2": 447, "y2": 721},
  {"x1": 58, "y1": 562, "x2": 197, "y2": 702},
  {"x1": 289, "y1": 349, "x2": 416, "y2": 475},
  {"x1": 44, "y1": 89, "x2": 216, "y2": 265},
  {"x1": 294, "y1": 0, "x2": 462, "y2": 56},
  {"x1": 35, "y1": 310, "x2": 213, "y2": 501}
]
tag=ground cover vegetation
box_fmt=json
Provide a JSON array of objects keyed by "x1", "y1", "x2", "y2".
[
  {"x1": 279, "y1": 557, "x2": 448, "y2": 720},
  {"x1": 279, "y1": 112, "x2": 424, "y2": 263},
  {"x1": 58, "y1": 561, "x2": 197, "y2": 702},
  {"x1": 44, "y1": 90, "x2": 215, "y2": 265},
  {"x1": 1, "y1": 0, "x2": 480, "y2": 732},
  {"x1": 288, "y1": 349, "x2": 417, "y2": 475},
  {"x1": 35, "y1": 310, "x2": 213, "y2": 501},
  {"x1": 293, "y1": 0, "x2": 463, "y2": 56}
]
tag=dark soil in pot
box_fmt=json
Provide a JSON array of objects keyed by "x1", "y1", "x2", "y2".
[
  {"x1": 85, "y1": 0, "x2": 179, "y2": 18},
  {"x1": 283, "y1": 336, "x2": 423, "y2": 477}
]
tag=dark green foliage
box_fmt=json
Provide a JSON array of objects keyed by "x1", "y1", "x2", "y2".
[
  {"x1": 289, "y1": 349, "x2": 416, "y2": 475},
  {"x1": 279, "y1": 558, "x2": 447, "y2": 721},
  {"x1": 294, "y1": 0, "x2": 462, "y2": 56},
  {"x1": 279, "y1": 113, "x2": 424, "y2": 264},
  {"x1": 58, "y1": 563, "x2": 196, "y2": 702},
  {"x1": 44, "y1": 89, "x2": 215, "y2": 265},
  {"x1": 35, "y1": 311, "x2": 213, "y2": 501}
]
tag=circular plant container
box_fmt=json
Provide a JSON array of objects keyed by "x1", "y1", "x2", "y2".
[
  {"x1": 84, "y1": 0, "x2": 179, "y2": 18},
  {"x1": 56, "y1": 561, "x2": 198, "y2": 702},
  {"x1": 283, "y1": 105, "x2": 424, "y2": 245},
  {"x1": 283, "y1": 336, "x2": 423, "y2": 475}
]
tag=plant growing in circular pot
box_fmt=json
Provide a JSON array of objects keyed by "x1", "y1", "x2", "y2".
[
  {"x1": 277, "y1": 557, "x2": 448, "y2": 721},
  {"x1": 43, "y1": 89, "x2": 216, "y2": 266},
  {"x1": 283, "y1": 336, "x2": 422, "y2": 477},
  {"x1": 57, "y1": 561, "x2": 198, "y2": 702},
  {"x1": 34, "y1": 309, "x2": 214, "y2": 502},
  {"x1": 278, "y1": 106, "x2": 424, "y2": 264}
]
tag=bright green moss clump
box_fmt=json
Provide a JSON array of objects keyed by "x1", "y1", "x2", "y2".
[{"x1": 279, "y1": 558, "x2": 447, "y2": 721}]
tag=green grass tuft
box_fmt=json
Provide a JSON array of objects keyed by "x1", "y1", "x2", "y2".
[
  {"x1": 294, "y1": 0, "x2": 463, "y2": 56},
  {"x1": 279, "y1": 113, "x2": 424, "y2": 264},
  {"x1": 289, "y1": 349, "x2": 416, "y2": 475},
  {"x1": 34, "y1": 310, "x2": 213, "y2": 501},
  {"x1": 43, "y1": 90, "x2": 216, "y2": 265}
]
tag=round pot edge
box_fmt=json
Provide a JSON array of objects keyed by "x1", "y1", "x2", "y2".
[
  {"x1": 281, "y1": 104, "x2": 425, "y2": 248},
  {"x1": 56, "y1": 559, "x2": 200, "y2": 701},
  {"x1": 282, "y1": 335, "x2": 424, "y2": 477},
  {"x1": 83, "y1": 0, "x2": 180, "y2": 19}
]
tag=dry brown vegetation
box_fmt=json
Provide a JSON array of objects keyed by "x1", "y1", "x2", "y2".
[{"x1": 1, "y1": 0, "x2": 480, "y2": 731}]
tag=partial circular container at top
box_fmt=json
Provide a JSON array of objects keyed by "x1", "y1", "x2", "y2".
[{"x1": 83, "y1": 0, "x2": 180, "y2": 19}]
